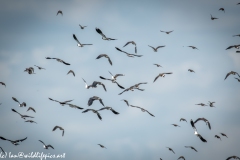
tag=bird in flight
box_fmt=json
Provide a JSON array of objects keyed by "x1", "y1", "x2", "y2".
[
  {"x1": 12, "y1": 109, "x2": 34, "y2": 120},
  {"x1": 180, "y1": 118, "x2": 187, "y2": 122},
  {"x1": 0, "y1": 136, "x2": 27, "y2": 145},
  {"x1": 0, "y1": 82, "x2": 6, "y2": 87},
  {"x1": 123, "y1": 41, "x2": 137, "y2": 53},
  {"x1": 79, "y1": 24, "x2": 87, "y2": 29},
  {"x1": 82, "y1": 109, "x2": 102, "y2": 120},
  {"x1": 166, "y1": 147, "x2": 175, "y2": 154},
  {"x1": 178, "y1": 156, "x2": 185, "y2": 160},
  {"x1": 67, "y1": 70, "x2": 75, "y2": 77},
  {"x1": 226, "y1": 156, "x2": 240, "y2": 160},
  {"x1": 153, "y1": 72, "x2": 173, "y2": 83},
  {"x1": 56, "y1": 10, "x2": 63, "y2": 16},
  {"x1": 219, "y1": 8, "x2": 225, "y2": 12},
  {"x1": 88, "y1": 96, "x2": 104, "y2": 107},
  {"x1": 100, "y1": 71, "x2": 125, "y2": 89},
  {"x1": 185, "y1": 146, "x2": 198, "y2": 152},
  {"x1": 190, "y1": 119, "x2": 207, "y2": 142},
  {"x1": 27, "y1": 107, "x2": 36, "y2": 113},
  {"x1": 25, "y1": 120, "x2": 37, "y2": 124},
  {"x1": 121, "y1": 99, "x2": 130, "y2": 106},
  {"x1": 98, "y1": 144, "x2": 107, "y2": 149},
  {"x1": 98, "y1": 106, "x2": 119, "y2": 115},
  {"x1": 34, "y1": 65, "x2": 45, "y2": 70},
  {"x1": 52, "y1": 126, "x2": 64, "y2": 136},
  {"x1": 208, "y1": 101, "x2": 215, "y2": 107},
  {"x1": 91, "y1": 81, "x2": 107, "y2": 92},
  {"x1": 148, "y1": 45, "x2": 165, "y2": 52},
  {"x1": 160, "y1": 30, "x2": 174, "y2": 34},
  {"x1": 96, "y1": 54, "x2": 113, "y2": 66},
  {"x1": 226, "y1": 44, "x2": 240, "y2": 50},
  {"x1": 24, "y1": 67, "x2": 35, "y2": 74},
  {"x1": 130, "y1": 105, "x2": 155, "y2": 117},
  {"x1": 224, "y1": 71, "x2": 240, "y2": 80},
  {"x1": 48, "y1": 98, "x2": 74, "y2": 106},
  {"x1": 195, "y1": 103, "x2": 207, "y2": 107},
  {"x1": 188, "y1": 69, "x2": 195, "y2": 73},
  {"x1": 12, "y1": 97, "x2": 26, "y2": 107},
  {"x1": 188, "y1": 46, "x2": 198, "y2": 50},
  {"x1": 194, "y1": 117, "x2": 211, "y2": 130},
  {"x1": 39, "y1": 140, "x2": 54, "y2": 149},
  {"x1": 96, "y1": 28, "x2": 116, "y2": 40},
  {"x1": 215, "y1": 135, "x2": 221, "y2": 141},
  {"x1": 153, "y1": 64, "x2": 162, "y2": 67},
  {"x1": 73, "y1": 34, "x2": 92, "y2": 47},
  {"x1": 220, "y1": 133, "x2": 228, "y2": 138},
  {"x1": 118, "y1": 82, "x2": 147, "y2": 95},
  {"x1": 172, "y1": 124, "x2": 180, "y2": 127},
  {"x1": 210, "y1": 14, "x2": 218, "y2": 20},
  {"x1": 115, "y1": 47, "x2": 142, "y2": 57},
  {"x1": 45, "y1": 57, "x2": 70, "y2": 65}
]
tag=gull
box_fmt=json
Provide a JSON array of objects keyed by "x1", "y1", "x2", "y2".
[
  {"x1": 190, "y1": 119, "x2": 207, "y2": 142},
  {"x1": 226, "y1": 156, "x2": 240, "y2": 160},
  {"x1": 160, "y1": 30, "x2": 174, "y2": 34},
  {"x1": 48, "y1": 98, "x2": 73, "y2": 106},
  {"x1": 208, "y1": 101, "x2": 215, "y2": 107},
  {"x1": 79, "y1": 24, "x2": 87, "y2": 29},
  {"x1": 100, "y1": 75, "x2": 125, "y2": 89},
  {"x1": 178, "y1": 156, "x2": 185, "y2": 160},
  {"x1": 45, "y1": 57, "x2": 70, "y2": 65},
  {"x1": 118, "y1": 82, "x2": 147, "y2": 95},
  {"x1": 195, "y1": 103, "x2": 207, "y2": 106},
  {"x1": 215, "y1": 135, "x2": 221, "y2": 141},
  {"x1": 0, "y1": 82, "x2": 6, "y2": 87},
  {"x1": 82, "y1": 78, "x2": 93, "y2": 89},
  {"x1": 98, "y1": 106, "x2": 119, "y2": 115},
  {"x1": 53, "y1": 126, "x2": 64, "y2": 136},
  {"x1": 24, "y1": 67, "x2": 35, "y2": 74},
  {"x1": 153, "y1": 72, "x2": 173, "y2": 83},
  {"x1": 0, "y1": 147, "x2": 5, "y2": 155},
  {"x1": 121, "y1": 99, "x2": 129, "y2": 106},
  {"x1": 185, "y1": 146, "x2": 198, "y2": 152},
  {"x1": 39, "y1": 140, "x2": 54, "y2": 149},
  {"x1": 188, "y1": 46, "x2": 198, "y2": 50},
  {"x1": 225, "y1": 71, "x2": 240, "y2": 80},
  {"x1": 123, "y1": 41, "x2": 137, "y2": 53},
  {"x1": 73, "y1": 34, "x2": 92, "y2": 47},
  {"x1": 233, "y1": 34, "x2": 240, "y2": 37},
  {"x1": 166, "y1": 147, "x2": 175, "y2": 154},
  {"x1": 27, "y1": 107, "x2": 36, "y2": 113},
  {"x1": 0, "y1": 136, "x2": 27, "y2": 145},
  {"x1": 130, "y1": 105, "x2": 155, "y2": 117},
  {"x1": 220, "y1": 133, "x2": 228, "y2": 138},
  {"x1": 180, "y1": 118, "x2": 187, "y2": 122},
  {"x1": 12, "y1": 109, "x2": 34, "y2": 120},
  {"x1": 25, "y1": 120, "x2": 37, "y2": 124},
  {"x1": 34, "y1": 65, "x2": 45, "y2": 70},
  {"x1": 235, "y1": 77, "x2": 240, "y2": 82},
  {"x1": 96, "y1": 54, "x2": 113, "y2": 65},
  {"x1": 67, "y1": 70, "x2": 75, "y2": 76},
  {"x1": 67, "y1": 104, "x2": 84, "y2": 110},
  {"x1": 211, "y1": 14, "x2": 218, "y2": 20},
  {"x1": 226, "y1": 44, "x2": 240, "y2": 50},
  {"x1": 82, "y1": 109, "x2": 102, "y2": 120},
  {"x1": 194, "y1": 117, "x2": 211, "y2": 130},
  {"x1": 12, "y1": 97, "x2": 26, "y2": 107},
  {"x1": 98, "y1": 144, "x2": 107, "y2": 149},
  {"x1": 188, "y1": 69, "x2": 195, "y2": 73},
  {"x1": 148, "y1": 45, "x2": 165, "y2": 52},
  {"x1": 88, "y1": 96, "x2": 104, "y2": 107},
  {"x1": 115, "y1": 47, "x2": 143, "y2": 57},
  {"x1": 108, "y1": 71, "x2": 125, "y2": 82},
  {"x1": 172, "y1": 124, "x2": 180, "y2": 127},
  {"x1": 91, "y1": 81, "x2": 107, "y2": 92},
  {"x1": 219, "y1": 8, "x2": 225, "y2": 12},
  {"x1": 56, "y1": 10, "x2": 63, "y2": 16},
  {"x1": 153, "y1": 64, "x2": 162, "y2": 67},
  {"x1": 96, "y1": 28, "x2": 116, "y2": 40}
]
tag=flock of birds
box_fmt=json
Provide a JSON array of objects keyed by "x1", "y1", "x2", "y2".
[{"x1": 0, "y1": 3, "x2": 240, "y2": 160}]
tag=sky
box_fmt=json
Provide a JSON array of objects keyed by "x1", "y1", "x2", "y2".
[{"x1": 0, "y1": 0, "x2": 240, "y2": 160}]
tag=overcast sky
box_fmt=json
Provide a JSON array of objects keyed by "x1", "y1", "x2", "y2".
[{"x1": 0, "y1": 0, "x2": 240, "y2": 160}]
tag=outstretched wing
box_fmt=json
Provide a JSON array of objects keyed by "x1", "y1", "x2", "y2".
[
  {"x1": 153, "y1": 74, "x2": 161, "y2": 83},
  {"x1": 73, "y1": 34, "x2": 81, "y2": 44},
  {"x1": 12, "y1": 97, "x2": 20, "y2": 104}
]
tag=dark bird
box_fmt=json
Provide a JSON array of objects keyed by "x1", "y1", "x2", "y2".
[
  {"x1": 12, "y1": 109, "x2": 34, "y2": 120},
  {"x1": 220, "y1": 133, "x2": 228, "y2": 138},
  {"x1": 79, "y1": 24, "x2": 87, "y2": 29},
  {"x1": 180, "y1": 118, "x2": 187, "y2": 122},
  {"x1": 98, "y1": 144, "x2": 107, "y2": 149},
  {"x1": 39, "y1": 140, "x2": 54, "y2": 149},
  {"x1": 178, "y1": 156, "x2": 185, "y2": 160},
  {"x1": 0, "y1": 147, "x2": 5, "y2": 154},
  {"x1": 188, "y1": 46, "x2": 198, "y2": 50},
  {"x1": 208, "y1": 101, "x2": 215, "y2": 107},
  {"x1": 73, "y1": 34, "x2": 92, "y2": 47},
  {"x1": 27, "y1": 107, "x2": 36, "y2": 113},
  {"x1": 56, "y1": 10, "x2": 63, "y2": 16},
  {"x1": 34, "y1": 65, "x2": 45, "y2": 70},
  {"x1": 25, "y1": 120, "x2": 37, "y2": 124},
  {"x1": 82, "y1": 109, "x2": 102, "y2": 120},
  {"x1": 172, "y1": 124, "x2": 180, "y2": 127},
  {"x1": 233, "y1": 34, "x2": 240, "y2": 37},
  {"x1": 185, "y1": 146, "x2": 198, "y2": 152},
  {"x1": 67, "y1": 70, "x2": 75, "y2": 76},
  {"x1": 160, "y1": 30, "x2": 174, "y2": 34},
  {"x1": 219, "y1": 8, "x2": 225, "y2": 12},
  {"x1": 166, "y1": 147, "x2": 175, "y2": 154},
  {"x1": 194, "y1": 117, "x2": 211, "y2": 130},
  {"x1": 121, "y1": 99, "x2": 129, "y2": 106},
  {"x1": 91, "y1": 81, "x2": 107, "y2": 92},
  {"x1": 0, "y1": 82, "x2": 6, "y2": 87},
  {"x1": 148, "y1": 45, "x2": 165, "y2": 52},
  {"x1": 48, "y1": 98, "x2": 73, "y2": 106},
  {"x1": 88, "y1": 96, "x2": 104, "y2": 107},
  {"x1": 96, "y1": 54, "x2": 113, "y2": 65},
  {"x1": 52, "y1": 126, "x2": 64, "y2": 136},
  {"x1": 12, "y1": 97, "x2": 26, "y2": 107},
  {"x1": 215, "y1": 135, "x2": 221, "y2": 140},
  {"x1": 153, "y1": 72, "x2": 173, "y2": 82},
  {"x1": 225, "y1": 71, "x2": 240, "y2": 80},
  {"x1": 115, "y1": 47, "x2": 143, "y2": 57},
  {"x1": 24, "y1": 67, "x2": 35, "y2": 74},
  {"x1": 130, "y1": 105, "x2": 155, "y2": 117},
  {"x1": 96, "y1": 28, "x2": 116, "y2": 40},
  {"x1": 211, "y1": 14, "x2": 218, "y2": 20},
  {"x1": 0, "y1": 136, "x2": 27, "y2": 145},
  {"x1": 226, "y1": 156, "x2": 240, "y2": 160},
  {"x1": 123, "y1": 41, "x2": 137, "y2": 53},
  {"x1": 226, "y1": 44, "x2": 240, "y2": 50},
  {"x1": 45, "y1": 57, "x2": 70, "y2": 65},
  {"x1": 188, "y1": 69, "x2": 195, "y2": 73},
  {"x1": 153, "y1": 64, "x2": 162, "y2": 67},
  {"x1": 195, "y1": 103, "x2": 207, "y2": 107},
  {"x1": 190, "y1": 119, "x2": 207, "y2": 142},
  {"x1": 98, "y1": 106, "x2": 119, "y2": 115}
]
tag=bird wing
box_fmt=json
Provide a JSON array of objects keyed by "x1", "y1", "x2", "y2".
[
  {"x1": 12, "y1": 109, "x2": 22, "y2": 116},
  {"x1": 99, "y1": 99, "x2": 105, "y2": 106},
  {"x1": 47, "y1": 145, "x2": 54, "y2": 149},
  {"x1": 82, "y1": 109, "x2": 92, "y2": 113},
  {"x1": 68, "y1": 104, "x2": 84, "y2": 109},
  {"x1": 39, "y1": 140, "x2": 45, "y2": 146},
  {"x1": 16, "y1": 137, "x2": 27, "y2": 143},
  {"x1": 88, "y1": 97, "x2": 95, "y2": 106},
  {"x1": 224, "y1": 72, "x2": 232, "y2": 80},
  {"x1": 99, "y1": 76, "x2": 111, "y2": 81},
  {"x1": 115, "y1": 81, "x2": 125, "y2": 89},
  {"x1": 61, "y1": 60, "x2": 70, "y2": 65},
  {"x1": 96, "y1": 28, "x2": 106, "y2": 38},
  {"x1": 73, "y1": 34, "x2": 81, "y2": 45},
  {"x1": 193, "y1": 147, "x2": 198, "y2": 152},
  {"x1": 110, "y1": 108, "x2": 119, "y2": 114},
  {"x1": 146, "y1": 110, "x2": 155, "y2": 117},
  {"x1": 62, "y1": 130, "x2": 64, "y2": 136},
  {"x1": 135, "y1": 46, "x2": 137, "y2": 53},
  {"x1": 100, "y1": 83, "x2": 107, "y2": 91},
  {"x1": 12, "y1": 97, "x2": 20, "y2": 104},
  {"x1": 156, "y1": 46, "x2": 165, "y2": 49},
  {"x1": 198, "y1": 134, "x2": 207, "y2": 142},
  {"x1": 123, "y1": 41, "x2": 131, "y2": 47},
  {"x1": 190, "y1": 119, "x2": 196, "y2": 130},
  {"x1": 153, "y1": 74, "x2": 161, "y2": 83},
  {"x1": 27, "y1": 107, "x2": 36, "y2": 113},
  {"x1": 122, "y1": 100, "x2": 129, "y2": 106},
  {"x1": 52, "y1": 126, "x2": 60, "y2": 131},
  {"x1": 67, "y1": 70, "x2": 75, "y2": 76},
  {"x1": 114, "y1": 74, "x2": 124, "y2": 79},
  {"x1": 148, "y1": 45, "x2": 155, "y2": 50},
  {"x1": 96, "y1": 112, "x2": 102, "y2": 120},
  {"x1": 107, "y1": 57, "x2": 112, "y2": 65}
]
